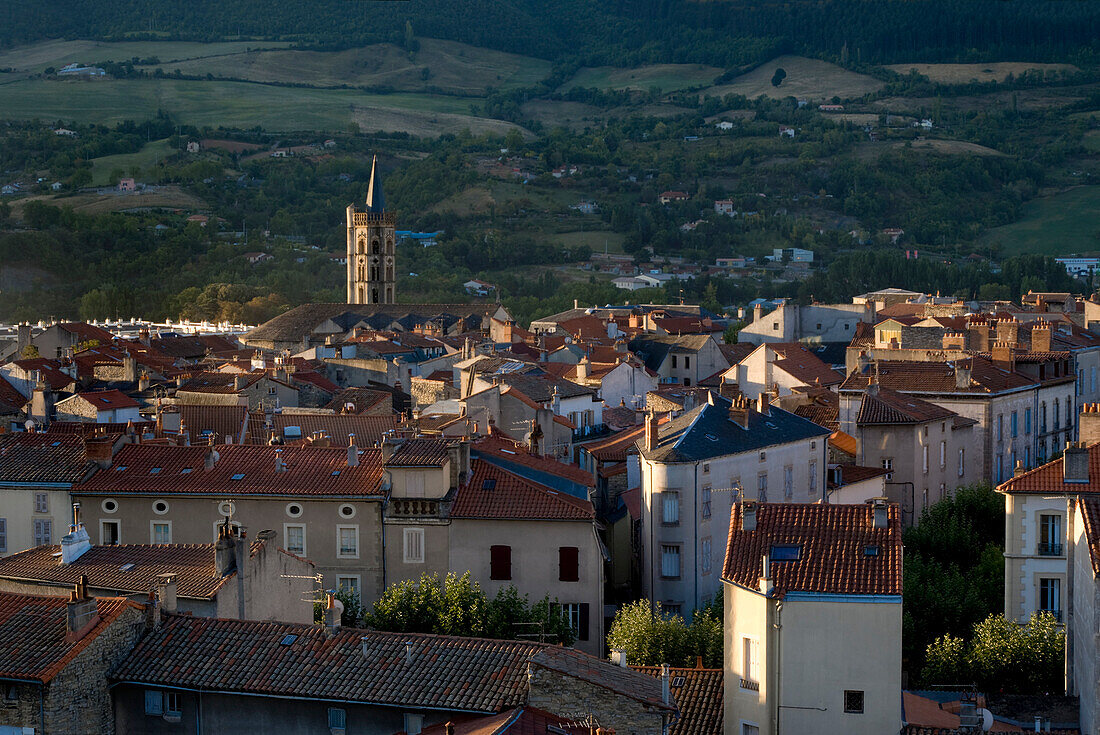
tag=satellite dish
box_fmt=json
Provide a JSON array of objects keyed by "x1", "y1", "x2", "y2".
[
  {"x1": 217, "y1": 500, "x2": 235, "y2": 518},
  {"x1": 978, "y1": 709, "x2": 994, "y2": 731}
]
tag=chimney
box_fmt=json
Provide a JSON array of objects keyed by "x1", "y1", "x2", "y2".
[
  {"x1": 870, "y1": 497, "x2": 889, "y2": 529},
  {"x1": 742, "y1": 500, "x2": 757, "y2": 531},
  {"x1": 753, "y1": 303, "x2": 765, "y2": 323},
  {"x1": 204, "y1": 448, "x2": 217, "y2": 471},
  {"x1": 955, "y1": 361, "x2": 972, "y2": 390},
  {"x1": 16, "y1": 324, "x2": 31, "y2": 351},
  {"x1": 991, "y1": 341, "x2": 1015, "y2": 372},
  {"x1": 381, "y1": 434, "x2": 403, "y2": 463},
  {"x1": 660, "y1": 663, "x2": 671, "y2": 705},
  {"x1": 758, "y1": 391, "x2": 770, "y2": 416},
  {"x1": 445, "y1": 724, "x2": 455, "y2": 735},
  {"x1": 728, "y1": 394, "x2": 751, "y2": 429},
  {"x1": 405, "y1": 640, "x2": 414, "y2": 666},
  {"x1": 30, "y1": 376, "x2": 53, "y2": 424},
  {"x1": 577, "y1": 358, "x2": 590, "y2": 381},
  {"x1": 65, "y1": 576, "x2": 99, "y2": 642},
  {"x1": 1081, "y1": 404, "x2": 1100, "y2": 447},
  {"x1": 60, "y1": 503, "x2": 92, "y2": 564},
  {"x1": 214, "y1": 519, "x2": 236, "y2": 576},
  {"x1": 347, "y1": 435, "x2": 359, "y2": 467},
  {"x1": 611, "y1": 648, "x2": 628, "y2": 667},
  {"x1": 969, "y1": 319, "x2": 991, "y2": 352},
  {"x1": 138, "y1": 372, "x2": 150, "y2": 392},
  {"x1": 233, "y1": 374, "x2": 248, "y2": 392},
  {"x1": 759, "y1": 552, "x2": 773, "y2": 595},
  {"x1": 996, "y1": 317, "x2": 1019, "y2": 347},
  {"x1": 155, "y1": 573, "x2": 178, "y2": 614},
  {"x1": 1014, "y1": 459, "x2": 1026, "y2": 478},
  {"x1": 274, "y1": 448, "x2": 286, "y2": 472},
  {"x1": 942, "y1": 332, "x2": 966, "y2": 351},
  {"x1": 324, "y1": 592, "x2": 340, "y2": 637},
  {"x1": 1064, "y1": 441, "x2": 1090, "y2": 484},
  {"x1": 645, "y1": 411, "x2": 659, "y2": 451},
  {"x1": 122, "y1": 354, "x2": 138, "y2": 383},
  {"x1": 1032, "y1": 320, "x2": 1052, "y2": 353},
  {"x1": 83, "y1": 436, "x2": 115, "y2": 468}
]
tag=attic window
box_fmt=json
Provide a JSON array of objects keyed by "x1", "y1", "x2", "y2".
[
  {"x1": 150, "y1": 468, "x2": 161, "y2": 474},
  {"x1": 115, "y1": 465, "x2": 127, "y2": 471},
  {"x1": 765, "y1": 422, "x2": 777, "y2": 429},
  {"x1": 482, "y1": 478, "x2": 497, "y2": 490},
  {"x1": 101, "y1": 398, "x2": 111, "y2": 404},
  {"x1": 704, "y1": 434, "x2": 718, "y2": 442},
  {"x1": 231, "y1": 473, "x2": 245, "y2": 480},
  {"x1": 864, "y1": 545, "x2": 880, "y2": 556},
  {"x1": 280, "y1": 634, "x2": 298, "y2": 646},
  {"x1": 180, "y1": 468, "x2": 192, "y2": 474},
  {"x1": 770, "y1": 544, "x2": 801, "y2": 561},
  {"x1": 671, "y1": 676, "x2": 686, "y2": 688},
  {"x1": 119, "y1": 562, "x2": 135, "y2": 571},
  {"x1": 331, "y1": 470, "x2": 341, "y2": 477},
  {"x1": 50, "y1": 441, "x2": 60, "y2": 447}
]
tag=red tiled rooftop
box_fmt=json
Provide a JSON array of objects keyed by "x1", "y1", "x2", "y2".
[
  {"x1": 856, "y1": 385, "x2": 957, "y2": 425},
  {"x1": 386, "y1": 438, "x2": 450, "y2": 467},
  {"x1": 451, "y1": 461, "x2": 594, "y2": 521},
  {"x1": 473, "y1": 434, "x2": 594, "y2": 487},
  {"x1": 634, "y1": 665, "x2": 722, "y2": 735},
  {"x1": 67, "y1": 389, "x2": 140, "y2": 411}
]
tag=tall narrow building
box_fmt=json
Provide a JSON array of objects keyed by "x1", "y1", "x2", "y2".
[{"x1": 346, "y1": 155, "x2": 396, "y2": 305}]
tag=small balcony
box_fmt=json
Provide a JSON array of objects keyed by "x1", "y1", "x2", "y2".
[
  {"x1": 1037, "y1": 542, "x2": 1063, "y2": 557},
  {"x1": 388, "y1": 499, "x2": 439, "y2": 517}
]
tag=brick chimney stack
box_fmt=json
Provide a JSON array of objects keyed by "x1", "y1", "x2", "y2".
[
  {"x1": 1032, "y1": 319, "x2": 1052, "y2": 353},
  {"x1": 1080, "y1": 403, "x2": 1100, "y2": 447},
  {"x1": 968, "y1": 318, "x2": 991, "y2": 353},
  {"x1": 65, "y1": 575, "x2": 99, "y2": 642},
  {"x1": 645, "y1": 411, "x2": 659, "y2": 451},
  {"x1": 991, "y1": 341, "x2": 1015, "y2": 372}
]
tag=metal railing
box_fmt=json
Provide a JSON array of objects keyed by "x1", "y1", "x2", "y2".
[{"x1": 1038, "y1": 542, "x2": 1063, "y2": 556}]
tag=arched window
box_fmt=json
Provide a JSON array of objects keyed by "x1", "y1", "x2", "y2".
[
  {"x1": 387, "y1": 238, "x2": 393, "y2": 252},
  {"x1": 372, "y1": 288, "x2": 379, "y2": 303},
  {"x1": 386, "y1": 287, "x2": 393, "y2": 302},
  {"x1": 372, "y1": 240, "x2": 380, "y2": 254},
  {"x1": 357, "y1": 238, "x2": 366, "y2": 254}
]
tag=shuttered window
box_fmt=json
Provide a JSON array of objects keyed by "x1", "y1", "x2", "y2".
[
  {"x1": 490, "y1": 545, "x2": 511, "y2": 580},
  {"x1": 33, "y1": 519, "x2": 51, "y2": 546},
  {"x1": 404, "y1": 528, "x2": 424, "y2": 564},
  {"x1": 559, "y1": 546, "x2": 579, "y2": 581},
  {"x1": 0, "y1": 518, "x2": 5, "y2": 553}
]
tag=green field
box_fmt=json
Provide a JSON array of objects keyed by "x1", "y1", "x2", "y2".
[
  {"x1": 559, "y1": 64, "x2": 723, "y2": 93},
  {"x1": 707, "y1": 55, "x2": 883, "y2": 101},
  {"x1": 88, "y1": 138, "x2": 175, "y2": 186},
  {"x1": 0, "y1": 39, "x2": 295, "y2": 73},
  {"x1": 0, "y1": 77, "x2": 517, "y2": 135},
  {"x1": 980, "y1": 186, "x2": 1100, "y2": 256},
  {"x1": 549, "y1": 230, "x2": 626, "y2": 253}
]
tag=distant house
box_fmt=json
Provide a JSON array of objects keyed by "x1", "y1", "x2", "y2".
[
  {"x1": 714, "y1": 199, "x2": 735, "y2": 215},
  {"x1": 818, "y1": 104, "x2": 845, "y2": 112},
  {"x1": 395, "y1": 230, "x2": 442, "y2": 247},
  {"x1": 50, "y1": 181, "x2": 63, "y2": 191},
  {"x1": 683, "y1": 136, "x2": 699, "y2": 142},
  {"x1": 613, "y1": 277, "x2": 649, "y2": 291},
  {"x1": 329, "y1": 253, "x2": 348, "y2": 266},
  {"x1": 881, "y1": 227, "x2": 905, "y2": 244},
  {"x1": 117, "y1": 178, "x2": 136, "y2": 192},
  {"x1": 186, "y1": 214, "x2": 209, "y2": 227},
  {"x1": 53, "y1": 128, "x2": 77, "y2": 137},
  {"x1": 716, "y1": 256, "x2": 747, "y2": 269},
  {"x1": 464, "y1": 279, "x2": 497, "y2": 297},
  {"x1": 54, "y1": 389, "x2": 142, "y2": 424},
  {"x1": 571, "y1": 201, "x2": 598, "y2": 214},
  {"x1": 658, "y1": 191, "x2": 690, "y2": 204},
  {"x1": 323, "y1": 139, "x2": 337, "y2": 148},
  {"x1": 768, "y1": 247, "x2": 814, "y2": 263},
  {"x1": 271, "y1": 150, "x2": 289, "y2": 158},
  {"x1": 58, "y1": 62, "x2": 105, "y2": 77},
  {"x1": 242, "y1": 252, "x2": 273, "y2": 264},
  {"x1": 1056, "y1": 257, "x2": 1100, "y2": 278},
  {"x1": 186, "y1": 141, "x2": 200, "y2": 153},
  {"x1": 715, "y1": 121, "x2": 734, "y2": 130},
  {"x1": 779, "y1": 125, "x2": 796, "y2": 138}
]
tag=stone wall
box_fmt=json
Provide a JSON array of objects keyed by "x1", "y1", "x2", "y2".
[
  {"x1": 410, "y1": 377, "x2": 455, "y2": 409},
  {"x1": 527, "y1": 665, "x2": 668, "y2": 735},
  {"x1": 0, "y1": 682, "x2": 42, "y2": 731}
]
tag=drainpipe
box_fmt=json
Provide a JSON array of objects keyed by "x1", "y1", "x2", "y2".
[
  {"x1": 774, "y1": 601, "x2": 783, "y2": 735},
  {"x1": 693, "y1": 462, "x2": 699, "y2": 613},
  {"x1": 381, "y1": 469, "x2": 393, "y2": 592}
]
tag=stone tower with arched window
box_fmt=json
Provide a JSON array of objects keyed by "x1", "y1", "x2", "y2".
[{"x1": 346, "y1": 155, "x2": 396, "y2": 305}]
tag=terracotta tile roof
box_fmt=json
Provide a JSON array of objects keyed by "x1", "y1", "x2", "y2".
[
  {"x1": 176, "y1": 371, "x2": 267, "y2": 394},
  {"x1": 451, "y1": 461, "x2": 594, "y2": 521},
  {"x1": 290, "y1": 370, "x2": 340, "y2": 394},
  {"x1": 58, "y1": 321, "x2": 117, "y2": 344},
  {"x1": 12, "y1": 358, "x2": 75, "y2": 391},
  {"x1": 325, "y1": 387, "x2": 393, "y2": 414},
  {"x1": 47, "y1": 421, "x2": 154, "y2": 437},
  {"x1": 829, "y1": 430, "x2": 857, "y2": 457},
  {"x1": 722, "y1": 502, "x2": 903, "y2": 597},
  {"x1": 171, "y1": 404, "x2": 248, "y2": 444},
  {"x1": 74, "y1": 443, "x2": 384, "y2": 497},
  {"x1": 386, "y1": 438, "x2": 450, "y2": 467},
  {"x1": 841, "y1": 358, "x2": 1036, "y2": 395},
  {"x1": 997, "y1": 443, "x2": 1100, "y2": 495},
  {"x1": 150, "y1": 334, "x2": 239, "y2": 360},
  {"x1": 581, "y1": 425, "x2": 645, "y2": 463},
  {"x1": 791, "y1": 388, "x2": 839, "y2": 430},
  {"x1": 0, "y1": 432, "x2": 93, "y2": 484},
  {"x1": 247, "y1": 411, "x2": 398, "y2": 446},
  {"x1": 111, "y1": 614, "x2": 667, "y2": 711},
  {"x1": 856, "y1": 386, "x2": 957, "y2": 425},
  {"x1": 0, "y1": 592, "x2": 140, "y2": 683},
  {"x1": 767, "y1": 343, "x2": 844, "y2": 387},
  {"x1": 621, "y1": 486, "x2": 641, "y2": 520},
  {"x1": 634, "y1": 666, "x2": 722, "y2": 735},
  {"x1": 0, "y1": 543, "x2": 244, "y2": 599},
  {"x1": 829, "y1": 464, "x2": 889, "y2": 489},
  {"x1": 64, "y1": 389, "x2": 140, "y2": 411},
  {"x1": 0, "y1": 374, "x2": 27, "y2": 414},
  {"x1": 414, "y1": 707, "x2": 588, "y2": 735},
  {"x1": 474, "y1": 435, "x2": 594, "y2": 487},
  {"x1": 719, "y1": 342, "x2": 755, "y2": 366},
  {"x1": 1078, "y1": 497, "x2": 1100, "y2": 576},
  {"x1": 602, "y1": 405, "x2": 640, "y2": 430}
]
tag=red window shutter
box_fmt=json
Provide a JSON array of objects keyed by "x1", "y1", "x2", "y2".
[
  {"x1": 490, "y1": 545, "x2": 511, "y2": 580},
  {"x1": 578, "y1": 603, "x2": 590, "y2": 641},
  {"x1": 559, "y1": 546, "x2": 579, "y2": 582}
]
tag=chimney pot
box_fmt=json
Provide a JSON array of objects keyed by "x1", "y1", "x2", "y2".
[
  {"x1": 660, "y1": 663, "x2": 671, "y2": 705},
  {"x1": 742, "y1": 500, "x2": 757, "y2": 531}
]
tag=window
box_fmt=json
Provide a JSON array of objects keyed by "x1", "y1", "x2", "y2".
[
  {"x1": 881, "y1": 458, "x2": 893, "y2": 481},
  {"x1": 1039, "y1": 578, "x2": 1061, "y2": 620},
  {"x1": 33, "y1": 518, "x2": 51, "y2": 546},
  {"x1": 757, "y1": 473, "x2": 767, "y2": 502},
  {"x1": 34, "y1": 493, "x2": 48, "y2": 514},
  {"x1": 662, "y1": 491, "x2": 680, "y2": 525},
  {"x1": 1025, "y1": 407, "x2": 1032, "y2": 435},
  {"x1": 1041, "y1": 403, "x2": 1047, "y2": 433},
  {"x1": 102, "y1": 499, "x2": 118, "y2": 514},
  {"x1": 559, "y1": 546, "x2": 579, "y2": 581},
  {"x1": 1011, "y1": 411, "x2": 1018, "y2": 438},
  {"x1": 403, "y1": 713, "x2": 423, "y2": 735},
  {"x1": 490, "y1": 545, "x2": 512, "y2": 580},
  {"x1": 671, "y1": 355, "x2": 678, "y2": 368},
  {"x1": 742, "y1": 726, "x2": 760, "y2": 735},
  {"x1": 783, "y1": 466, "x2": 793, "y2": 499},
  {"x1": 741, "y1": 637, "x2": 759, "y2": 689},
  {"x1": 759, "y1": 451, "x2": 766, "y2": 462},
  {"x1": 684, "y1": 356, "x2": 690, "y2": 369},
  {"x1": 1039, "y1": 514, "x2": 1062, "y2": 556},
  {"x1": 561, "y1": 603, "x2": 581, "y2": 637},
  {"x1": 701, "y1": 486, "x2": 712, "y2": 519},
  {"x1": 772, "y1": 322, "x2": 779, "y2": 331},
  {"x1": 336, "y1": 576, "x2": 359, "y2": 596},
  {"x1": 328, "y1": 707, "x2": 347, "y2": 729},
  {"x1": 661, "y1": 545, "x2": 681, "y2": 578},
  {"x1": 101, "y1": 520, "x2": 120, "y2": 546},
  {"x1": 284, "y1": 524, "x2": 306, "y2": 555},
  {"x1": 809, "y1": 461, "x2": 817, "y2": 497},
  {"x1": 151, "y1": 522, "x2": 171, "y2": 544},
  {"x1": 164, "y1": 692, "x2": 180, "y2": 718},
  {"x1": 922, "y1": 445, "x2": 929, "y2": 473},
  {"x1": 701, "y1": 537, "x2": 712, "y2": 574},
  {"x1": 152, "y1": 500, "x2": 169, "y2": 515},
  {"x1": 995, "y1": 453, "x2": 1003, "y2": 484},
  {"x1": 937, "y1": 440, "x2": 945, "y2": 469},
  {"x1": 1092, "y1": 367, "x2": 1097, "y2": 394},
  {"x1": 1025, "y1": 447, "x2": 1031, "y2": 468},
  {"x1": 403, "y1": 527, "x2": 424, "y2": 564},
  {"x1": 844, "y1": 690, "x2": 865, "y2": 714},
  {"x1": 337, "y1": 525, "x2": 359, "y2": 558},
  {"x1": 144, "y1": 690, "x2": 164, "y2": 716},
  {"x1": 1055, "y1": 399, "x2": 1061, "y2": 430},
  {"x1": 997, "y1": 414, "x2": 1003, "y2": 441},
  {"x1": 285, "y1": 503, "x2": 302, "y2": 518},
  {"x1": 771, "y1": 544, "x2": 801, "y2": 561},
  {"x1": 958, "y1": 448, "x2": 965, "y2": 477},
  {"x1": 0, "y1": 518, "x2": 5, "y2": 553}
]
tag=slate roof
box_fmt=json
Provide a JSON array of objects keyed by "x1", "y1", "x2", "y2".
[
  {"x1": 0, "y1": 543, "x2": 246, "y2": 599},
  {"x1": 638, "y1": 395, "x2": 829, "y2": 463},
  {"x1": 74, "y1": 443, "x2": 384, "y2": 497},
  {"x1": 634, "y1": 666, "x2": 722, "y2": 735},
  {"x1": 0, "y1": 432, "x2": 93, "y2": 485},
  {"x1": 856, "y1": 386, "x2": 957, "y2": 425},
  {"x1": 0, "y1": 592, "x2": 140, "y2": 683},
  {"x1": 387, "y1": 438, "x2": 450, "y2": 467},
  {"x1": 722, "y1": 502, "x2": 903, "y2": 597},
  {"x1": 176, "y1": 371, "x2": 265, "y2": 394},
  {"x1": 451, "y1": 461, "x2": 594, "y2": 521},
  {"x1": 629, "y1": 335, "x2": 716, "y2": 372},
  {"x1": 111, "y1": 615, "x2": 669, "y2": 711}
]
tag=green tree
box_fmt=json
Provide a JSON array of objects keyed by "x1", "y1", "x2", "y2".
[
  {"x1": 723, "y1": 321, "x2": 745, "y2": 344},
  {"x1": 606, "y1": 598, "x2": 722, "y2": 668},
  {"x1": 19, "y1": 344, "x2": 40, "y2": 359},
  {"x1": 771, "y1": 68, "x2": 787, "y2": 87}
]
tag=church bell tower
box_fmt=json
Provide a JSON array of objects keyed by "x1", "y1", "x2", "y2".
[{"x1": 346, "y1": 155, "x2": 396, "y2": 305}]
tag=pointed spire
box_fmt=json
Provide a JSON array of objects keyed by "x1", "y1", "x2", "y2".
[{"x1": 365, "y1": 155, "x2": 385, "y2": 213}]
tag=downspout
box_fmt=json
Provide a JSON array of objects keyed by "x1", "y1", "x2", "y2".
[
  {"x1": 381, "y1": 470, "x2": 393, "y2": 592},
  {"x1": 773, "y1": 601, "x2": 783, "y2": 735},
  {"x1": 693, "y1": 462, "x2": 699, "y2": 612},
  {"x1": 648, "y1": 459, "x2": 655, "y2": 618}
]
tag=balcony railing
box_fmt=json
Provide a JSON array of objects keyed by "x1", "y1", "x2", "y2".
[
  {"x1": 740, "y1": 678, "x2": 760, "y2": 691},
  {"x1": 389, "y1": 499, "x2": 439, "y2": 517},
  {"x1": 1038, "y1": 542, "x2": 1063, "y2": 556}
]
